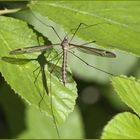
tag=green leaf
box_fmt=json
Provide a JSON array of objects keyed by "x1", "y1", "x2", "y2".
[
  {"x1": 111, "y1": 76, "x2": 140, "y2": 116},
  {"x1": 29, "y1": 1, "x2": 140, "y2": 56},
  {"x1": 101, "y1": 112, "x2": 140, "y2": 139},
  {"x1": 0, "y1": 16, "x2": 77, "y2": 124}
]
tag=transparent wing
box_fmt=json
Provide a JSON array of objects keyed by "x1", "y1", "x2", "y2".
[
  {"x1": 70, "y1": 43, "x2": 116, "y2": 58},
  {"x1": 9, "y1": 45, "x2": 53, "y2": 55}
]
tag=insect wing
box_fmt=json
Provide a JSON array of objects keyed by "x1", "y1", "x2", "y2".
[
  {"x1": 9, "y1": 45, "x2": 53, "y2": 55},
  {"x1": 70, "y1": 44, "x2": 116, "y2": 58}
]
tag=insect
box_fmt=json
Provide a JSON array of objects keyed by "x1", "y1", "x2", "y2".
[{"x1": 9, "y1": 21, "x2": 116, "y2": 86}]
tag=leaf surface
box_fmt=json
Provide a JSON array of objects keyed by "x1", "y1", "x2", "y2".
[
  {"x1": 101, "y1": 112, "x2": 140, "y2": 139},
  {"x1": 111, "y1": 76, "x2": 140, "y2": 116}
]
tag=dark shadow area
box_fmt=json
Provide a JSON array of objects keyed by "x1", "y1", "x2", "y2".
[
  {"x1": 0, "y1": 73, "x2": 26, "y2": 138},
  {"x1": 0, "y1": 105, "x2": 10, "y2": 138}
]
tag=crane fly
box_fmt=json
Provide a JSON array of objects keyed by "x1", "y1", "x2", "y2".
[{"x1": 9, "y1": 23, "x2": 116, "y2": 85}]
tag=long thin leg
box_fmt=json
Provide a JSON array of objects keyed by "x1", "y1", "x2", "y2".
[
  {"x1": 69, "y1": 23, "x2": 88, "y2": 43},
  {"x1": 30, "y1": 10, "x2": 62, "y2": 41},
  {"x1": 49, "y1": 54, "x2": 63, "y2": 75},
  {"x1": 47, "y1": 51, "x2": 63, "y2": 63},
  {"x1": 80, "y1": 40, "x2": 96, "y2": 46},
  {"x1": 47, "y1": 52, "x2": 64, "y2": 83},
  {"x1": 68, "y1": 50, "x2": 116, "y2": 76},
  {"x1": 69, "y1": 22, "x2": 111, "y2": 43},
  {"x1": 82, "y1": 22, "x2": 111, "y2": 30}
]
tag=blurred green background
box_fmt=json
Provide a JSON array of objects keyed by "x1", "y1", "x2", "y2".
[{"x1": 0, "y1": 1, "x2": 140, "y2": 139}]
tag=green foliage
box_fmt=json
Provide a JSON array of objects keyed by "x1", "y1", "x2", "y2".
[
  {"x1": 112, "y1": 76, "x2": 140, "y2": 115},
  {"x1": 101, "y1": 112, "x2": 140, "y2": 139},
  {"x1": 0, "y1": 1, "x2": 140, "y2": 139},
  {"x1": 101, "y1": 76, "x2": 140, "y2": 138}
]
